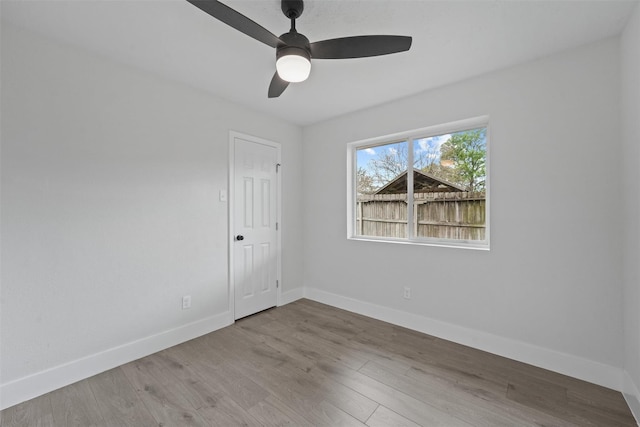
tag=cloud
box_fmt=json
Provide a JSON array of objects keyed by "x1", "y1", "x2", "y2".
[
  {"x1": 433, "y1": 134, "x2": 451, "y2": 148},
  {"x1": 415, "y1": 134, "x2": 451, "y2": 153},
  {"x1": 364, "y1": 148, "x2": 376, "y2": 155},
  {"x1": 388, "y1": 147, "x2": 397, "y2": 154},
  {"x1": 418, "y1": 139, "x2": 430, "y2": 152}
]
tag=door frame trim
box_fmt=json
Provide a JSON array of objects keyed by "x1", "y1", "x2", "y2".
[{"x1": 228, "y1": 131, "x2": 282, "y2": 320}]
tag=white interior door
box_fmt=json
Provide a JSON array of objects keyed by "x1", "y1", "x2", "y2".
[{"x1": 232, "y1": 135, "x2": 279, "y2": 320}]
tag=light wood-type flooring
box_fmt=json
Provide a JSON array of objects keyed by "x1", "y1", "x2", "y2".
[{"x1": 1, "y1": 299, "x2": 636, "y2": 426}]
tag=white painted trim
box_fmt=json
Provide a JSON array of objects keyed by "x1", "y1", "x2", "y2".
[
  {"x1": 228, "y1": 133, "x2": 235, "y2": 320},
  {"x1": 304, "y1": 287, "x2": 624, "y2": 392},
  {"x1": 624, "y1": 371, "x2": 640, "y2": 425},
  {"x1": 228, "y1": 131, "x2": 283, "y2": 318},
  {"x1": 0, "y1": 311, "x2": 233, "y2": 411},
  {"x1": 281, "y1": 287, "x2": 305, "y2": 305}
]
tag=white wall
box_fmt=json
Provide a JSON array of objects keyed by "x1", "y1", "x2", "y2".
[
  {"x1": 303, "y1": 38, "x2": 624, "y2": 389},
  {"x1": 621, "y1": 3, "x2": 640, "y2": 420},
  {"x1": 0, "y1": 23, "x2": 303, "y2": 409}
]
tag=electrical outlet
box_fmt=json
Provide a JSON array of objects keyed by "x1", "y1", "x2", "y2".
[
  {"x1": 403, "y1": 287, "x2": 411, "y2": 299},
  {"x1": 182, "y1": 295, "x2": 192, "y2": 310}
]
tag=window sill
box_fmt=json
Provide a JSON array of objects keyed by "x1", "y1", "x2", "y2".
[{"x1": 347, "y1": 235, "x2": 490, "y2": 251}]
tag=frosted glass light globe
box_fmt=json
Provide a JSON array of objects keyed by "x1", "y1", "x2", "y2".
[{"x1": 276, "y1": 54, "x2": 311, "y2": 83}]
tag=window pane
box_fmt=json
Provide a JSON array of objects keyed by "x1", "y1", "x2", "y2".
[
  {"x1": 355, "y1": 141, "x2": 408, "y2": 238},
  {"x1": 412, "y1": 127, "x2": 487, "y2": 240}
]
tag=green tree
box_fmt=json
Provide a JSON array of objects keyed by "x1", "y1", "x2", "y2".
[{"x1": 440, "y1": 129, "x2": 486, "y2": 192}]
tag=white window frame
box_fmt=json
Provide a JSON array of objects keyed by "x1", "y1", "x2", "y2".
[{"x1": 347, "y1": 116, "x2": 490, "y2": 250}]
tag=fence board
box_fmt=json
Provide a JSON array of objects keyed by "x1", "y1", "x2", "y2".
[{"x1": 356, "y1": 192, "x2": 485, "y2": 241}]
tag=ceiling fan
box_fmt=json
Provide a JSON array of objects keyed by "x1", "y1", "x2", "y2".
[{"x1": 186, "y1": 0, "x2": 412, "y2": 98}]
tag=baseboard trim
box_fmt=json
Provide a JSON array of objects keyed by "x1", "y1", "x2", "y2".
[
  {"x1": 280, "y1": 287, "x2": 305, "y2": 305},
  {"x1": 304, "y1": 287, "x2": 623, "y2": 392},
  {"x1": 0, "y1": 311, "x2": 233, "y2": 411},
  {"x1": 624, "y1": 371, "x2": 640, "y2": 425}
]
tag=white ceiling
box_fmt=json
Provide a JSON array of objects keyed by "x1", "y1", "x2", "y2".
[{"x1": 2, "y1": 0, "x2": 638, "y2": 126}]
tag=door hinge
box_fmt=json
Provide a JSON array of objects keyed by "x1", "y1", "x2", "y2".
[
  {"x1": 276, "y1": 163, "x2": 281, "y2": 173},
  {"x1": 276, "y1": 280, "x2": 279, "y2": 288},
  {"x1": 276, "y1": 222, "x2": 279, "y2": 231}
]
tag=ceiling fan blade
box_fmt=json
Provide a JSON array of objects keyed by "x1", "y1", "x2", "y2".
[
  {"x1": 310, "y1": 35, "x2": 412, "y2": 59},
  {"x1": 268, "y1": 72, "x2": 290, "y2": 98},
  {"x1": 186, "y1": 0, "x2": 282, "y2": 48}
]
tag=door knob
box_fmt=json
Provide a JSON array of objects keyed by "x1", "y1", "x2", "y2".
[{"x1": 236, "y1": 235, "x2": 244, "y2": 241}]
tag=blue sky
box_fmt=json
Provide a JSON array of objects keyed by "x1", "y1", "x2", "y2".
[{"x1": 356, "y1": 133, "x2": 452, "y2": 175}]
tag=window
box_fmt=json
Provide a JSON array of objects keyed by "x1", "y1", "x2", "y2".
[{"x1": 347, "y1": 116, "x2": 489, "y2": 249}]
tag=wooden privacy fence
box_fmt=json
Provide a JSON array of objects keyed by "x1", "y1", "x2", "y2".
[{"x1": 356, "y1": 192, "x2": 486, "y2": 240}]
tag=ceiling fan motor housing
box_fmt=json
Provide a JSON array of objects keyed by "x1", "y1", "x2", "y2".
[{"x1": 277, "y1": 31, "x2": 311, "y2": 60}]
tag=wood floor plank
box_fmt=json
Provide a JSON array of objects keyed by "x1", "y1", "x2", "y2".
[
  {"x1": 270, "y1": 310, "x2": 415, "y2": 376},
  {"x1": 0, "y1": 394, "x2": 54, "y2": 427},
  {"x1": 406, "y1": 364, "x2": 578, "y2": 427},
  {"x1": 567, "y1": 387, "x2": 637, "y2": 426},
  {"x1": 507, "y1": 373, "x2": 568, "y2": 412},
  {"x1": 284, "y1": 302, "x2": 465, "y2": 379},
  {"x1": 308, "y1": 400, "x2": 367, "y2": 427},
  {"x1": 158, "y1": 335, "x2": 225, "y2": 369},
  {"x1": 406, "y1": 361, "x2": 508, "y2": 399},
  {"x1": 180, "y1": 378, "x2": 263, "y2": 427},
  {"x1": 366, "y1": 405, "x2": 421, "y2": 427},
  {"x1": 362, "y1": 360, "x2": 562, "y2": 427},
  {"x1": 507, "y1": 371, "x2": 636, "y2": 427},
  {"x1": 566, "y1": 394, "x2": 637, "y2": 427},
  {"x1": 234, "y1": 319, "x2": 380, "y2": 422},
  {"x1": 49, "y1": 380, "x2": 105, "y2": 427},
  {"x1": 247, "y1": 395, "x2": 315, "y2": 427},
  {"x1": 193, "y1": 360, "x2": 270, "y2": 411},
  {"x1": 143, "y1": 349, "x2": 264, "y2": 425},
  {"x1": 293, "y1": 364, "x2": 378, "y2": 423},
  {"x1": 120, "y1": 357, "x2": 209, "y2": 426},
  {"x1": 282, "y1": 300, "x2": 369, "y2": 338},
  {"x1": 155, "y1": 344, "x2": 272, "y2": 410},
  {"x1": 221, "y1": 348, "x2": 367, "y2": 426},
  {"x1": 255, "y1": 363, "x2": 360, "y2": 425},
  {"x1": 242, "y1": 317, "x2": 369, "y2": 371},
  {"x1": 88, "y1": 367, "x2": 157, "y2": 427},
  {"x1": 315, "y1": 359, "x2": 473, "y2": 426},
  {"x1": 2, "y1": 299, "x2": 636, "y2": 426}
]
